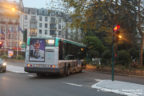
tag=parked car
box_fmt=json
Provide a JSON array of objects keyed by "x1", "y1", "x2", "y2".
[{"x1": 0, "y1": 58, "x2": 6, "y2": 72}]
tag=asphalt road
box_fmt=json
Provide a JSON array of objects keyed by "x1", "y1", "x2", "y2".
[
  {"x1": 1, "y1": 61, "x2": 144, "y2": 96},
  {"x1": 0, "y1": 69, "x2": 124, "y2": 96}
]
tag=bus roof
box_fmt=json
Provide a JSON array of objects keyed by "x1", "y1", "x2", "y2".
[
  {"x1": 27, "y1": 37, "x2": 86, "y2": 47},
  {"x1": 62, "y1": 39, "x2": 86, "y2": 47},
  {"x1": 55, "y1": 37, "x2": 86, "y2": 47}
]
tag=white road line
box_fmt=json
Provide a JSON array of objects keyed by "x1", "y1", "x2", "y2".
[
  {"x1": 65, "y1": 82, "x2": 83, "y2": 87},
  {"x1": 95, "y1": 79, "x2": 102, "y2": 82},
  {"x1": 28, "y1": 75, "x2": 35, "y2": 77},
  {"x1": 7, "y1": 65, "x2": 27, "y2": 73}
]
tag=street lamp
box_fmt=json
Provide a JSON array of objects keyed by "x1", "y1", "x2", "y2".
[
  {"x1": 11, "y1": 8, "x2": 16, "y2": 12},
  {"x1": 118, "y1": 35, "x2": 122, "y2": 39},
  {"x1": 19, "y1": 41, "x2": 22, "y2": 45}
]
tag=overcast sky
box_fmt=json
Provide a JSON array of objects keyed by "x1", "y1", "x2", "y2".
[
  {"x1": 22, "y1": 0, "x2": 46, "y2": 8},
  {"x1": 9, "y1": 0, "x2": 63, "y2": 8}
]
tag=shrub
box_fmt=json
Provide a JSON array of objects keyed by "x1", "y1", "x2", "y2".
[
  {"x1": 102, "y1": 49, "x2": 111, "y2": 59},
  {"x1": 117, "y1": 50, "x2": 131, "y2": 67},
  {"x1": 0, "y1": 55, "x2": 8, "y2": 59},
  {"x1": 128, "y1": 48, "x2": 139, "y2": 59},
  {"x1": 101, "y1": 49, "x2": 111, "y2": 65},
  {"x1": 16, "y1": 55, "x2": 24, "y2": 60}
]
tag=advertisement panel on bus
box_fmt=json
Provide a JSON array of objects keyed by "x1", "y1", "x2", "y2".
[{"x1": 29, "y1": 39, "x2": 45, "y2": 62}]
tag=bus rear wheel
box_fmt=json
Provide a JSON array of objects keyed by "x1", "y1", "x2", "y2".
[
  {"x1": 63, "y1": 67, "x2": 70, "y2": 76},
  {"x1": 66, "y1": 68, "x2": 70, "y2": 76},
  {"x1": 36, "y1": 73, "x2": 45, "y2": 77}
]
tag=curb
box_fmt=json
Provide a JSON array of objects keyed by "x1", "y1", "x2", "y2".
[
  {"x1": 85, "y1": 65, "x2": 144, "y2": 78},
  {"x1": 5, "y1": 59, "x2": 25, "y2": 63}
]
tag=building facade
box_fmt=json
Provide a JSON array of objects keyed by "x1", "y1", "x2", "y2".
[
  {"x1": 23, "y1": 7, "x2": 82, "y2": 42},
  {"x1": 0, "y1": 0, "x2": 24, "y2": 51}
]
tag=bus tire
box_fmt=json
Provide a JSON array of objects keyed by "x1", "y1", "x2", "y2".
[
  {"x1": 63, "y1": 67, "x2": 70, "y2": 76},
  {"x1": 37, "y1": 73, "x2": 45, "y2": 77},
  {"x1": 79, "y1": 68, "x2": 82, "y2": 73},
  {"x1": 66, "y1": 68, "x2": 70, "y2": 76}
]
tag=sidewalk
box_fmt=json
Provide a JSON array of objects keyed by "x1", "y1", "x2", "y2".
[
  {"x1": 91, "y1": 80, "x2": 144, "y2": 96},
  {"x1": 6, "y1": 59, "x2": 25, "y2": 67}
]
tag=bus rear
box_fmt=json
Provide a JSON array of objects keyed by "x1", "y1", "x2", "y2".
[{"x1": 24, "y1": 37, "x2": 59, "y2": 76}]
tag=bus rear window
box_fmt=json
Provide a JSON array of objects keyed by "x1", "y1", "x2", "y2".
[{"x1": 46, "y1": 39, "x2": 55, "y2": 46}]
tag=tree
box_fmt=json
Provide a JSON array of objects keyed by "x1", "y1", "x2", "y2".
[
  {"x1": 64, "y1": 0, "x2": 138, "y2": 43},
  {"x1": 137, "y1": 0, "x2": 144, "y2": 66},
  {"x1": 83, "y1": 36, "x2": 105, "y2": 58},
  {"x1": 64, "y1": 0, "x2": 140, "y2": 63}
]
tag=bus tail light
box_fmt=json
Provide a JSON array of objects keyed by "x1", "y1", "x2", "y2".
[
  {"x1": 52, "y1": 65, "x2": 56, "y2": 68},
  {"x1": 27, "y1": 64, "x2": 32, "y2": 67},
  {"x1": 27, "y1": 64, "x2": 30, "y2": 67}
]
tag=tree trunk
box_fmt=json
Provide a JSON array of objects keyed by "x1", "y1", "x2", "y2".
[
  {"x1": 137, "y1": 0, "x2": 144, "y2": 66},
  {"x1": 140, "y1": 34, "x2": 144, "y2": 66}
]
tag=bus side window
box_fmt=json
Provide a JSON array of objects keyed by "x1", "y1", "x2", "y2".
[{"x1": 64, "y1": 55, "x2": 75, "y2": 60}]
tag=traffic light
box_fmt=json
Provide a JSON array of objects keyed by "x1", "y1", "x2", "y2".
[
  {"x1": 113, "y1": 25, "x2": 120, "y2": 31},
  {"x1": 112, "y1": 25, "x2": 121, "y2": 81},
  {"x1": 0, "y1": 41, "x2": 3, "y2": 48},
  {"x1": 113, "y1": 25, "x2": 121, "y2": 42}
]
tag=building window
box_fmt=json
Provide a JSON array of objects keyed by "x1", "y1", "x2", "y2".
[
  {"x1": 39, "y1": 29, "x2": 42, "y2": 34},
  {"x1": 58, "y1": 24, "x2": 61, "y2": 29},
  {"x1": 25, "y1": 15, "x2": 27, "y2": 20},
  {"x1": 39, "y1": 16, "x2": 42, "y2": 21},
  {"x1": 50, "y1": 30, "x2": 56, "y2": 35},
  {"x1": 51, "y1": 17, "x2": 55, "y2": 23},
  {"x1": 45, "y1": 30, "x2": 48, "y2": 35},
  {"x1": 45, "y1": 24, "x2": 48, "y2": 28},
  {"x1": 30, "y1": 23, "x2": 37, "y2": 28},
  {"x1": 58, "y1": 18, "x2": 61, "y2": 23},
  {"x1": 45, "y1": 17, "x2": 48, "y2": 21},
  {"x1": 59, "y1": 31, "x2": 61, "y2": 35},
  {"x1": 51, "y1": 12, "x2": 55, "y2": 16},
  {"x1": 50, "y1": 24, "x2": 56, "y2": 29},
  {"x1": 31, "y1": 16, "x2": 36, "y2": 20},
  {"x1": 39, "y1": 23, "x2": 42, "y2": 28}
]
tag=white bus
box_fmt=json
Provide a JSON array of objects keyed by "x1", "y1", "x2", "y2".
[{"x1": 24, "y1": 37, "x2": 86, "y2": 76}]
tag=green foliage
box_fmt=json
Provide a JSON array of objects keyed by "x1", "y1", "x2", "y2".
[
  {"x1": 117, "y1": 50, "x2": 131, "y2": 66},
  {"x1": 101, "y1": 49, "x2": 112, "y2": 65},
  {"x1": 64, "y1": 0, "x2": 140, "y2": 66},
  {"x1": 129, "y1": 48, "x2": 139, "y2": 59},
  {"x1": 65, "y1": 0, "x2": 138, "y2": 45},
  {"x1": 83, "y1": 36, "x2": 105, "y2": 58},
  {"x1": 16, "y1": 55, "x2": 24, "y2": 60},
  {"x1": 0, "y1": 55, "x2": 8, "y2": 59},
  {"x1": 102, "y1": 49, "x2": 111, "y2": 59}
]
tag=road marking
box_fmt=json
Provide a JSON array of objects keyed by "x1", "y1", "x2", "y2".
[
  {"x1": 91, "y1": 80, "x2": 144, "y2": 96},
  {"x1": 65, "y1": 82, "x2": 83, "y2": 87},
  {"x1": 28, "y1": 75, "x2": 35, "y2": 77},
  {"x1": 95, "y1": 79, "x2": 102, "y2": 82},
  {"x1": 7, "y1": 65, "x2": 27, "y2": 73}
]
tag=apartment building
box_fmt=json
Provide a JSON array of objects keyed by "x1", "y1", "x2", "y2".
[
  {"x1": 0, "y1": 0, "x2": 24, "y2": 50},
  {"x1": 23, "y1": 7, "x2": 82, "y2": 41}
]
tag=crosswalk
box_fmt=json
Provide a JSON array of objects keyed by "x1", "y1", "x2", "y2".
[{"x1": 7, "y1": 65, "x2": 27, "y2": 73}]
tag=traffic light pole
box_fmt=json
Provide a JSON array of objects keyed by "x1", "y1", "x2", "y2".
[
  {"x1": 112, "y1": 25, "x2": 120, "y2": 81},
  {"x1": 112, "y1": 30, "x2": 115, "y2": 81}
]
